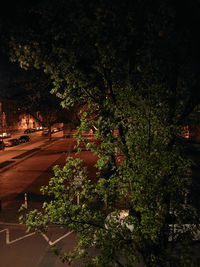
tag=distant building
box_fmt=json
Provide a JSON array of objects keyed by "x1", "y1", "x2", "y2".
[
  {"x1": 0, "y1": 98, "x2": 42, "y2": 133},
  {"x1": 0, "y1": 98, "x2": 84, "y2": 136},
  {"x1": 18, "y1": 113, "x2": 42, "y2": 130}
]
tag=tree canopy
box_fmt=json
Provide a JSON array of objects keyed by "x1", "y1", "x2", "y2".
[
  {"x1": 8, "y1": 69, "x2": 67, "y2": 137},
  {"x1": 4, "y1": 0, "x2": 200, "y2": 266}
]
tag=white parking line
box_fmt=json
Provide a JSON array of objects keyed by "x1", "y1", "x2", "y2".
[
  {"x1": 0, "y1": 228, "x2": 35, "y2": 244},
  {"x1": 0, "y1": 228, "x2": 73, "y2": 245},
  {"x1": 41, "y1": 231, "x2": 73, "y2": 246}
]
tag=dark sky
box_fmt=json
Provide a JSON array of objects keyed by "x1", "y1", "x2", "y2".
[
  {"x1": 0, "y1": 56, "x2": 13, "y2": 93},
  {"x1": 1, "y1": 0, "x2": 200, "y2": 98},
  {"x1": 0, "y1": 56, "x2": 10, "y2": 89},
  {"x1": 0, "y1": 54, "x2": 22, "y2": 97},
  {"x1": 0, "y1": 3, "x2": 16, "y2": 94},
  {"x1": 0, "y1": 0, "x2": 34, "y2": 97}
]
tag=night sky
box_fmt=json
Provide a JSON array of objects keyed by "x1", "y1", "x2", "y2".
[
  {"x1": 0, "y1": 54, "x2": 22, "y2": 98},
  {"x1": 1, "y1": 0, "x2": 200, "y2": 98},
  {"x1": 0, "y1": 57, "x2": 10, "y2": 91},
  {"x1": 0, "y1": 0, "x2": 38, "y2": 97}
]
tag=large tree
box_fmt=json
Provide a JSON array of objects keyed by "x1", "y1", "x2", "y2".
[{"x1": 5, "y1": 0, "x2": 200, "y2": 266}]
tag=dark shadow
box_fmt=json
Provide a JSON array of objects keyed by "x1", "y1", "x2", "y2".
[
  {"x1": 15, "y1": 192, "x2": 54, "y2": 203},
  {"x1": 37, "y1": 247, "x2": 58, "y2": 267},
  {"x1": 12, "y1": 148, "x2": 40, "y2": 159},
  {"x1": 0, "y1": 160, "x2": 15, "y2": 168}
]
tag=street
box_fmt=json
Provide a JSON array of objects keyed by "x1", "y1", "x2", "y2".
[
  {"x1": 0, "y1": 130, "x2": 60, "y2": 172},
  {"x1": 0, "y1": 223, "x2": 83, "y2": 267},
  {"x1": 0, "y1": 131, "x2": 98, "y2": 267},
  {"x1": 1, "y1": 132, "x2": 199, "y2": 267}
]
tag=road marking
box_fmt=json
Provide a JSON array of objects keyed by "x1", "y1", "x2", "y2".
[
  {"x1": 0, "y1": 228, "x2": 73, "y2": 245},
  {"x1": 41, "y1": 231, "x2": 73, "y2": 246},
  {"x1": 0, "y1": 228, "x2": 35, "y2": 244}
]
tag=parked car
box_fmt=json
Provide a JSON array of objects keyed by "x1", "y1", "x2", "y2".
[
  {"x1": 24, "y1": 128, "x2": 36, "y2": 134},
  {"x1": 0, "y1": 141, "x2": 5, "y2": 150},
  {"x1": 36, "y1": 126, "x2": 43, "y2": 131},
  {"x1": 42, "y1": 129, "x2": 49, "y2": 136},
  {"x1": 24, "y1": 129, "x2": 31, "y2": 134},
  {"x1": 4, "y1": 138, "x2": 20, "y2": 147},
  {"x1": 52, "y1": 128, "x2": 59, "y2": 133},
  {"x1": 18, "y1": 135, "x2": 30, "y2": 143}
]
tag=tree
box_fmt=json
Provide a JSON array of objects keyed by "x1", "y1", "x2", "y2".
[
  {"x1": 7, "y1": 0, "x2": 200, "y2": 266},
  {"x1": 9, "y1": 69, "x2": 64, "y2": 138},
  {"x1": 6, "y1": 68, "x2": 80, "y2": 139}
]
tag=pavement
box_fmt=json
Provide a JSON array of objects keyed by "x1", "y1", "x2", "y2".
[
  {"x1": 1, "y1": 133, "x2": 200, "y2": 225},
  {"x1": 0, "y1": 134, "x2": 200, "y2": 267},
  {"x1": 0, "y1": 130, "x2": 63, "y2": 224},
  {"x1": 0, "y1": 130, "x2": 98, "y2": 224},
  {"x1": 0, "y1": 130, "x2": 59, "y2": 173},
  {"x1": 0, "y1": 131, "x2": 99, "y2": 267}
]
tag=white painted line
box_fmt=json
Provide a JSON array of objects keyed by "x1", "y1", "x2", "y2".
[
  {"x1": 41, "y1": 231, "x2": 73, "y2": 246},
  {"x1": 0, "y1": 228, "x2": 7, "y2": 233},
  {"x1": 48, "y1": 231, "x2": 73, "y2": 246},
  {"x1": 0, "y1": 228, "x2": 35, "y2": 244},
  {"x1": 41, "y1": 232, "x2": 50, "y2": 242},
  {"x1": 0, "y1": 227, "x2": 73, "y2": 246},
  {"x1": 7, "y1": 230, "x2": 36, "y2": 244}
]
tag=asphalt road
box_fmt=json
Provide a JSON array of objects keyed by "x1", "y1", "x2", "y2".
[
  {"x1": 1, "y1": 134, "x2": 200, "y2": 266},
  {"x1": 0, "y1": 133, "x2": 98, "y2": 219},
  {"x1": 0, "y1": 133, "x2": 98, "y2": 267},
  {"x1": 0, "y1": 130, "x2": 59, "y2": 172},
  {"x1": 0, "y1": 223, "x2": 83, "y2": 267}
]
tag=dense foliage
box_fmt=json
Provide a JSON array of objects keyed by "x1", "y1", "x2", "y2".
[{"x1": 6, "y1": 0, "x2": 200, "y2": 266}]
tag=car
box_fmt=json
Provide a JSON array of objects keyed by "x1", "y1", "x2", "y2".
[
  {"x1": 18, "y1": 135, "x2": 30, "y2": 143},
  {"x1": 24, "y1": 129, "x2": 31, "y2": 134},
  {"x1": 52, "y1": 128, "x2": 59, "y2": 133},
  {"x1": 24, "y1": 128, "x2": 36, "y2": 134},
  {"x1": 4, "y1": 138, "x2": 20, "y2": 147},
  {"x1": 36, "y1": 126, "x2": 43, "y2": 131},
  {"x1": 42, "y1": 129, "x2": 49, "y2": 136},
  {"x1": 0, "y1": 141, "x2": 5, "y2": 150}
]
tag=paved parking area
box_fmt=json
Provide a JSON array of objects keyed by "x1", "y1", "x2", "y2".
[
  {"x1": 0, "y1": 223, "x2": 83, "y2": 267},
  {"x1": 0, "y1": 134, "x2": 98, "y2": 266}
]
